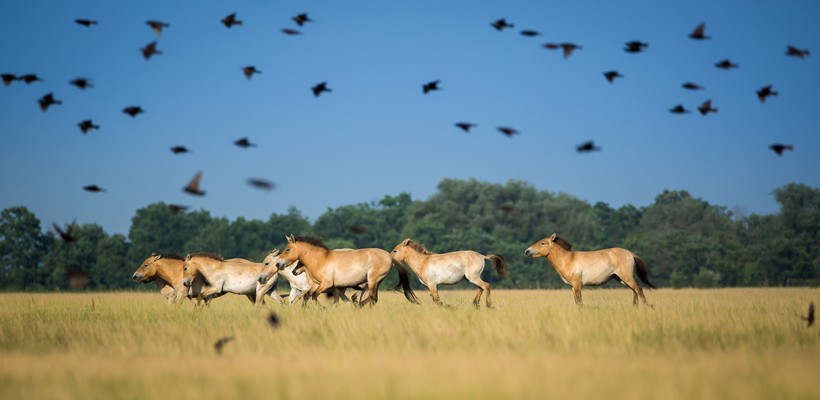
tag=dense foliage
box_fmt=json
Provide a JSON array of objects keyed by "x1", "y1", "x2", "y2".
[{"x1": 1, "y1": 180, "x2": 818, "y2": 291}]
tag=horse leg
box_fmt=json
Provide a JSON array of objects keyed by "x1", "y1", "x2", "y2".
[
  {"x1": 620, "y1": 275, "x2": 648, "y2": 306},
  {"x1": 466, "y1": 272, "x2": 492, "y2": 309},
  {"x1": 428, "y1": 283, "x2": 444, "y2": 306},
  {"x1": 571, "y1": 281, "x2": 583, "y2": 305}
]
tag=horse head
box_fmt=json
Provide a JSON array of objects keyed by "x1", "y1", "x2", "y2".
[
  {"x1": 525, "y1": 233, "x2": 571, "y2": 258},
  {"x1": 132, "y1": 253, "x2": 162, "y2": 283}
]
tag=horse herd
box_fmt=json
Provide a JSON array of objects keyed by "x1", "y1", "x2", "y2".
[{"x1": 131, "y1": 234, "x2": 656, "y2": 308}]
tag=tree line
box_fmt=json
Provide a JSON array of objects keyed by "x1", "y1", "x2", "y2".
[{"x1": 1, "y1": 179, "x2": 818, "y2": 291}]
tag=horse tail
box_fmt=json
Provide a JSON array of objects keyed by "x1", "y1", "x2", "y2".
[
  {"x1": 485, "y1": 254, "x2": 507, "y2": 278},
  {"x1": 634, "y1": 256, "x2": 656, "y2": 289},
  {"x1": 391, "y1": 260, "x2": 420, "y2": 304}
]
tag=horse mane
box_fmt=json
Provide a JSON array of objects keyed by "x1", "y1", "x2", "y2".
[
  {"x1": 292, "y1": 236, "x2": 329, "y2": 250},
  {"x1": 404, "y1": 239, "x2": 433, "y2": 255},
  {"x1": 158, "y1": 253, "x2": 184, "y2": 261},
  {"x1": 553, "y1": 235, "x2": 573, "y2": 251},
  {"x1": 188, "y1": 252, "x2": 224, "y2": 261}
]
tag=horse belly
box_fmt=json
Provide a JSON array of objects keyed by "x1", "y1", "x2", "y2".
[
  {"x1": 223, "y1": 276, "x2": 258, "y2": 294},
  {"x1": 579, "y1": 264, "x2": 616, "y2": 285},
  {"x1": 430, "y1": 266, "x2": 464, "y2": 286}
]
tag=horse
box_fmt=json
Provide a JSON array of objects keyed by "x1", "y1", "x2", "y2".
[
  {"x1": 524, "y1": 233, "x2": 655, "y2": 306},
  {"x1": 131, "y1": 253, "x2": 209, "y2": 305},
  {"x1": 390, "y1": 238, "x2": 507, "y2": 308},
  {"x1": 258, "y1": 249, "x2": 360, "y2": 305},
  {"x1": 182, "y1": 252, "x2": 282, "y2": 306},
  {"x1": 274, "y1": 235, "x2": 419, "y2": 306}
]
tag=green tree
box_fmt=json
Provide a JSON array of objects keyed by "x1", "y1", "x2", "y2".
[{"x1": 0, "y1": 206, "x2": 51, "y2": 290}]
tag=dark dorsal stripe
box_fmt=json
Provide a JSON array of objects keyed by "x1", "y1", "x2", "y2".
[
  {"x1": 553, "y1": 235, "x2": 573, "y2": 251},
  {"x1": 188, "y1": 252, "x2": 224, "y2": 261},
  {"x1": 293, "y1": 236, "x2": 328, "y2": 250},
  {"x1": 404, "y1": 239, "x2": 433, "y2": 255}
]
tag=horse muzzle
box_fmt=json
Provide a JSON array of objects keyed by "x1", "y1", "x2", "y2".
[
  {"x1": 182, "y1": 277, "x2": 192, "y2": 288},
  {"x1": 275, "y1": 260, "x2": 289, "y2": 270},
  {"x1": 132, "y1": 273, "x2": 144, "y2": 283},
  {"x1": 258, "y1": 274, "x2": 269, "y2": 284},
  {"x1": 524, "y1": 248, "x2": 537, "y2": 257}
]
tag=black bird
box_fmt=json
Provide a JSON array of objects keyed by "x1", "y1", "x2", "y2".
[
  {"x1": 247, "y1": 178, "x2": 275, "y2": 191},
  {"x1": 141, "y1": 41, "x2": 162, "y2": 60},
  {"x1": 281, "y1": 28, "x2": 301, "y2": 36},
  {"x1": 19, "y1": 74, "x2": 43, "y2": 84},
  {"x1": 682, "y1": 82, "x2": 704, "y2": 90},
  {"x1": 689, "y1": 22, "x2": 710, "y2": 40},
  {"x1": 267, "y1": 312, "x2": 280, "y2": 329},
  {"x1": 491, "y1": 18, "x2": 514, "y2": 31},
  {"x1": 497, "y1": 127, "x2": 519, "y2": 137},
  {"x1": 715, "y1": 59, "x2": 739, "y2": 70},
  {"x1": 183, "y1": 171, "x2": 205, "y2": 196},
  {"x1": 543, "y1": 43, "x2": 583, "y2": 59},
  {"x1": 75, "y1": 19, "x2": 98, "y2": 27},
  {"x1": 83, "y1": 185, "x2": 105, "y2": 193},
  {"x1": 123, "y1": 106, "x2": 144, "y2": 117},
  {"x1": 698, "y1": 99, "x2": 717, "y2": 115},
  {"x1": 769, "y1": 143, "x2": 793, "y2": 156},
  {"x1": 348, "y1": 225, "x2": 368, "y2": 234},
  {"x1": 669, "y1": 104, "x2": 691, "y2": 114},
  {"x1": 52, "y1": 221, "x2": 78, "y2": 243},
  {"x1": 170, "y1": 146, "x2": 190, "y2": 154},
  {"x1": 222, "y1": 13, "x2": 242, "y2": 28},
  {"x1": 234, "y1": 137, "x2": 257, "y2": 148},
  {"x1": 70, "y1": 78, "x2": 93, "y2": 90},
  {"x1": 422, "y1": 80, "x2": 441, "y2": 94},
  {"x1": 800, "y1": 302, "x2": 815, "y2": 327},
  {"x1": 786, "y1": 45, "x2": 810, "y2": 59},
  {"x1": 756, "y1": 85, "x2": 778, "y2": 103},
  {"x1": 169, "y1": 204, "x2": 189, "y2": 214},
  {"x1": 603, "y1": 70, "x2": 623, "y2": 83},
  {"x1": 213, "y1": 336, "x2": 234, "y2": 355},
  {"x1": 242, "y1": 66, "x2": 261, "y2": 80},
  {"x1": 624, "y1": 41, "x2": 648, "y2": 53},
  {"x1": 78, "y1": 119, "x2": 99, "y2": 134},
  {"x1": 312, "y1": 81, "x2": 332, "y2": 97},
  {"x1": 455, "y1": 122, "x2": 476, "y2": 132},
  {"x1": 2, "y1": 73, "x2": 16, "y2": 86},
  {"x1": 520, "y1": 30, "x2": 541, "y2": 37},
  {"x1": 38, "y1": 92, "x2": 62, "y2": 111},
  {"x1": 500, "y1": 204, "x2": 518, "y2": 213},
  {"x1": 576, "y1": 141, "x2": 601, "y2": 153},
  {"x1": 146, "y1": 20, "x2": 169, "y2": 37},
  {"x1": 293, "y1": 13, "x2": 313, "y2": 26}
]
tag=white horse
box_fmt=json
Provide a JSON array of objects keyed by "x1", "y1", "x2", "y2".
[{"x1": 182, "y1": 252, "x2": 282, "y2": 306}]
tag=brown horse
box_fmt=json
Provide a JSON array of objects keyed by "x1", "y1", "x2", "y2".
[
  {"x1": 524, "y1": 233, "x2": 655, "y2": 305},
  {"x1": 131, "y1": 253, "x2": 209, "y2": 305},
  {"x1": 274, "y1": 235, "x2": 419, "y2": 306},
  {"x1": 258, "y1": 249, "x2": 359, "y2": 305},
  {"x1": 390, "y1": 238, "x2": 507, "y2": 308},
  {"x1": 182, "y1": 253, "x2": 282, "y2": 306}
]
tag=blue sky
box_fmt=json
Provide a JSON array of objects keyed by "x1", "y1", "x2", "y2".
[{"x1": 1, "y1": 1, "x2": 818, "y2": 235}]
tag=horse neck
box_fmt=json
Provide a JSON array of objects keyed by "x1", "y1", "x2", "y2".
[
  {"x1": 401, "y1": 247, "x2": 429, "y2": 275},
  {"x1": 296, "y1": 245, "x2": 328, "y2": 272},
  {"x1": 547, "y1": 246, "x2": 574, "y2": 277},
  {"x1": 156, "y1": 260, "x2": 184, "y2": 286}
]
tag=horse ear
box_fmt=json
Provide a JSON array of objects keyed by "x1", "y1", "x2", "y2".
[
  {"x1": 286, "y1": 235, "x2": 294, "y2": 243},
  {"x1": 150, "y1": 252, "x2": 157, "y2": 257},
  {"x1": 185, "y1": 253, "x2": 192, "y2": 260},
  {"x1": 269, "y1": 249, "x2": 279, "y2": 256},
  {"x1": 153, "y1": 254, "x2": 162, "y2": 261},
  {"x1": 402, "y1": 238, "x2": 411, "y2": 246},
  {"x1": 549, "y1": 233, "x2": 557, "y2": 241}
]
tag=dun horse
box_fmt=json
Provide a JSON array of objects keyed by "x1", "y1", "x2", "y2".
[
  {"x1": 524, "y1": 233, "x2": 655, "y2": 305},
  {"x1": 132, "y1": 253, "x2": 208, "y2": 305},
  {"x1": 391, "y1": 239, "x2": 507, "y2": 308},
  {"x1": 258, "y1": 249, "x2": 358, "y2": 305},
  {"x1": 182, "y1": 253, "x2": 282, "y2": 306},
  {"x1": 274, "y1": 235, "x2": 419, "y2": 306}
]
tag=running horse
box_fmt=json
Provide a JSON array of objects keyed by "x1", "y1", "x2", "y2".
[
  {"x1": 258, "y1": 249, "x2": 359, "y2": 305},
  {"x1": 524, "y1": 233, "x2": 655, "y2": 305},
  {"x1": 131, "y1": 253, "x2": 208, "y2": 305},
  {"x1": 182, "y1": 253, "x2": 282, "y2": 306}
]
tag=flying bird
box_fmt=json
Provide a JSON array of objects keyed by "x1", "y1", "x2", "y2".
[
  {"x1": 242, "y1": 66, "x2": 261, "y2": 80},
  {"x1": 38, "y1": 92, "x2": 62, "y2": 111},
  {"x1": 213, "y1": 336, "x2": 234, "y2": 355},
  {"x1": 247, "y1": 178, "x2": 275, "y2": 191},
  {"x1": 141, "y1": 41, "x2": 162, "y2": 60},
  {"x1": 234, "y1": 137, "x2": 257, "y2": 148},
  {"x1": 576, "y1": 141, "x2": 602, "y2": 153},
  {"x1": 682, "y1": 82, "x2": 704, "y2": 90},
  {"x1": 697, "y1": 99, "x2": 717, "y2": 115},
  {"x1": 785, "y1": 45, "x2": 810, "y2": 59},
  {"x1": 122, "y1": 106, "x2": 144, "y2": 117},
  {"x1": 2, "y1": 73, "x2": 16, "y2": 86},
  {"x1": 756, "y1": 85, "x2": 778, "y2": 103},
  {"x1": 169, "y1": 204, "x2": 189, "y2": 214},
  {"x1": 292, "y1": 13, "x2": 313, "y2": 26},
  {"x1": 348, "y1": 225, "x2": 368, "y2": 234},
  {"x1": 499, "y1": 204, "x2": 518, "y2": 213},
  {"x1": 422, "y1": 80, "x2": 441, "y2": 94},
  {"x1": 455, "y1": 122, "x2": 476, "y2": 132},
  {"x1": 799, "y1": 302, "x2": 815, "y2": 327},
  {"x1": 75, "y1": 19, "x2": 98, "y2": 27},
  {"x1": 170, "y1": 146, "x2": 190, "y2": 154},
  {"x1": 603, "y1": 70, "x2": 623, "y2": 83},
  {"x1": 624, "y1": 41, "x2": 648, "y2": 53},
  {"x1": 669, "y1": 104, "x2": 691, "y2": 114},
  {"x1": 312, "y1": 81, "x2": 332, "y2": 97},
  {"x1": 19, "y1": 74, "x2": 43, "y2": 84},
  {"x1": 491, "y1": 18, "x2": 514, "y2": 31},
  {"x1": 183, "y1": 171, "x2": 205, "y2": 196},
  {"x1": 146, "y1": 20, "x2": 169, "y2": 37},
  {"x1": 69, "y1": 78, "x2": 93, "y2": 90},
  {"x1": 520, "y1": 30, "x2": 541, "y2": 37},
  {"x1": 222, "y1": 13, "x2": 242, "y2": 28},
  {"x1": 267, "y1": 312, "x2": 280, "y2": 329},
  {"x1": 769, "y1": 143, "x2": 793, "y2": 156},
  {"x1": 715, "y1": 59, "x2": 739, "y2": 70},
  {"x1": 77, "y1": 119, "x2": 99, "y2": 134},
  {"x1": 688, "y1": 22, "x2": 710, "y2": 40},
  {"x1": 281, "y1": 28, "x2": 301, "y2": 36},
  {"x1": 497, "y1": 127, "x2": 519, "y2": 137},
  {"x1": 543, "y1": 43, "x2": 582, "y2": 59},
  {"x1": 52, "y1": 221, "x2": 78, "y2": 243},
  {"x1": 83, "y1": 185, "x2": 105, "y2": 193}
]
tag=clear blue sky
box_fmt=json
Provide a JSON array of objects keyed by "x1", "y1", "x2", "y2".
[{"x1": 1, "y1": 1, "x2": 818, "y2": 235}]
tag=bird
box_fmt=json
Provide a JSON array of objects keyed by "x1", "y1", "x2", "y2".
[
  {"x1": 221, "y1": 13, "x2": 242, "y2": 28},
  {"x1": 170, "y1": 146, "x2": 190, "y2": 154},
  {"x1": 688, "y1": 22, "x2": 710, "y2": 40},
  {"x1": 576, "y1": 141, "x2": 602, "y2": 153},
  {"x1": 267, "y1": 312, "x2": 280, "y2": 328},
  {"x1": 292, "y1": 13, "x2": 313, "y2": 26},
  {"x1": 799, "y1": 302, "x2": 815, "y2": 327},
  {"x1": 756, "y1": 85, "x2": 778, "y2": 103},
  {"x1": 682, "y1": 82, "x2": 704, "y2": 90},
  {"x1": 669, "y1": 104, "x2": 691, "y2": 114},
  {"x1": 69, "y1": 78, "x2": 93, "y2": 90},
  {"x1": 52, "y1": 221, "x2": 78, "y2": 243},
  {"x1": 543, "y1": 43, "x2": 582, "y2": 59},
  {"x1": 769, "y1": 143, "x2": 793, "y2": 156},
  {"x1": 234, "y1": 137, "x2": 257, "y2": 148},
  {"x1": 281, "y1": 28, "x2": 301, "y2": 36},
  {"x1": 19, "y1": 74, "x2": 43, "y2": 84},
  {"x1": 247, "y1": 178, "x2": 275, "y2": 191},
  {"x1": 169, "y1": 204, "x2": 189, "y2": 214},
  {"x1": 785, "y1": 45, "x2": 810, "y2": 59},
  {"x1": 2, "y1": 73, "x2": 16, "y2": 86},
  {"x1": 455, "y1": 122, "x2": 476, "y2": 132},
  {"x1": 213, "y1": 336, "x2": 234, "y2": 355},
  {"x1": 497, "y1": 127, "x2": 519, "y2": 137},
  {"x1": 348, "y1": 225, "x2": 368, "y2": 234},
  {"x1": 715, "y1": 59, "x2": 739, "y2": 70},
  {"x1": 422, "y1": 80, "x2": 441, "y2": 94},
  {"x1": 624, "y1": 41, "x2": 648, "y2": 53},
  {"x1": 141, "y1": 41, "x2": 162, "y2": 60},
  {"x1": 520, "y1": 30, "x2": 541, "y2": 37},
  {"x1": 311, "y1": 81, "x2": 332, "y2": 97},
  {"x1": 122, "y1": 106, "x2": 144, "y2": 117},
  {"x1": 146, "y1": 20, "x2": 169, "y2": 37},
  {"x1": 75, "y1": 19, "x2": 98, "y2": 27},
  {"x1": 183, "y1": 171, "x2": 205, "y2": 196},
  {"x1": 38, "y1": 93, "x2": 62, "y2": 112},
  {"x1": 67, "y1": 270, "x2": 89, "y2": 290},
  {"x1": 83, "y1": 185, "x2": 105, "y2": 193},
  {"x1": 77, "y1": 119, "x2": 99, "y2": 134},
  {"x1": 698, "y1": 99, "x2": 717, "y2": 115},
  {"x1": 242, "y1": 66, "x2": 261, "y2": 80},
  {"x1": 603, "y1": 70, "x2": 623, "y2": 83},
  {"x1": 499, "y1": 204, "x2": 518, "y2": 213},
  {"x1": 491, "y1": 18, "x2": 514, "y2": 31}
]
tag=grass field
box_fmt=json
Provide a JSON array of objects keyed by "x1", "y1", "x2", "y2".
[{"x1": 1, "y1": 288, "x2": 818, "y2": 399}]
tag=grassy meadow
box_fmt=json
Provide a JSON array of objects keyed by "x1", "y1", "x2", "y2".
[{"x1": 0, "y1": 288, "x2": 818, "y2": 399}]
